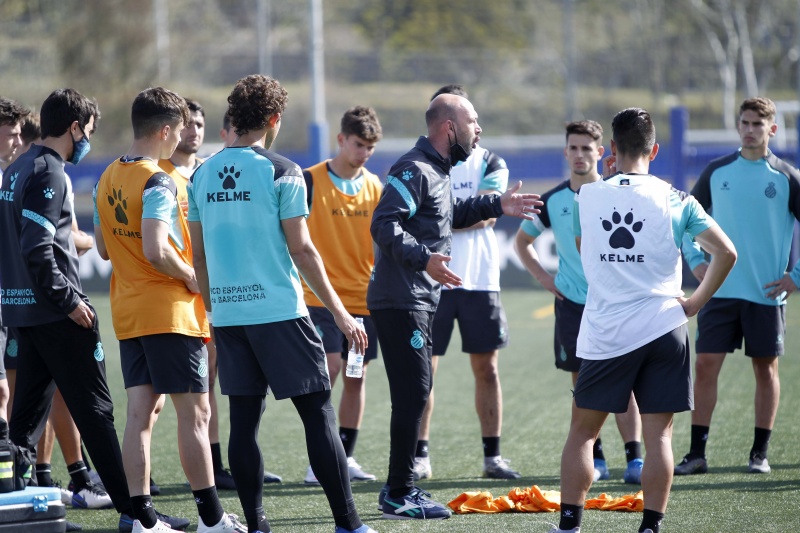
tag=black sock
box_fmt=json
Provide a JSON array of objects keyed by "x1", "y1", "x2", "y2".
[
  {"x1": 640, "y1": 508, "x2": 665, "y2": 532},
  {"x1": 339, "y1": 427, "x2": 359, "y2": 458},
  {"x1": 559, "y1": 503, "x2": 583, "y2": 531},
  {"x1": 193, "y1": 486, "x2": 224, "y2": 527},
  {"x1": 250, "y1": 508, "x2": 271, "y2": 533},
  {"x1": 36, "y1": 464, "x2": 52, "y2": 487},
  {"x1": 210, "y1": 442, "x2": 225, "y2": 473},
  {"x1": 593, "y1": 438, "x2": 605, "y2": 460},
  {"x1": 333, "y1": 510, "x2": 362, "y2": 532},
  {"x1": 415, "y1": 440, "x2": 429, "y2": 458},
  {"x1": 751, "y1": 427, "x2": 772, "y2": 458},
  {"x1": 131, "y1": 494, "x2": 157, "y2": 528},
  {"x1": 689, "y1": 425, "x2": 710, "y2": 457},
  {"x1": 67, "y1": 461, "x2": 91, "y2": 490},
  {"x1": 482, "y1": 436, "x2": 501, "y2": 458},
  {"x1": 625, "y1": 441, "x2": 642, "y2": 462}
]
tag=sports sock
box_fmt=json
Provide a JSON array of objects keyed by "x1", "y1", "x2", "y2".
[
  {"x1": 36, "y1": 463, "x2": 52, "y2": 487},
  {"x1": 559, "y1": 503, "x2": 583, "y2": 531},
  {"x1": 250, "y1": 508, "x2": 271, "y2": 533},
  {"x1": 131, "y1": 494, "x2": 158, "y2": 529},
  {"x1": 639, "y1": 508, "x2": 665, "y2": 532},
  {"x1": 625, "y1": 441, "x2": 642, "y2": 462},
  {"x1": 193, "y1": 486, "x2": 224, "y2": 528},
  {"x1": 751, "y1": 427, "x2": 772, "y2": 458},
  {"x1": 339, "y1": 427, "x2": 359, "y2": 458},
  {"x1": 593, "y1": 437, "x2": 605, "y2": 460},
  {"x1": 482, "y1": 436, "x2": 501, "y2": 458},
  {"x1": 333, "y1": 510, "x2": 362, "y2": 532},
  {"x1": 689, "y1": 425, "x2": 710, "y2": 457},
  {"x1": 210, "y1": 442, "x2": 225, "y2": 473},
  {"x1": 415, "y1": 440, "x2": 429, "y2": 458},
  {"x1": 67, "y1": 461, "x2": 91, "y2": 491}
]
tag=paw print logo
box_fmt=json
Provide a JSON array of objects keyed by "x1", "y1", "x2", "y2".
[
  {"x1": 218, "y1": 165, "x2": 240, "y2": 190},
  {"x1": 43, "y1": 188, "x2": 54, "y2": 199},
  {"x1": 410, "y1": 329, "x2": 424, "y2": 349},
  {"x1": 107, "y1": 187, "x2": 129, "y2": 225},
  {"x1": 601, "y1": 208, "x2": 643, "y2": 250},
  {"x1": 401, "y1": 170, "x2": 413, "y2": 181},
  {"x1": 8, "y1": 172, "x2": 18, "y2": 190},
  {"x1": 158, "y1": 175, "x2": 171, "y2": 187},
  {"x1": 764, "y1": 182, "x2": 776, "y2": 199}
]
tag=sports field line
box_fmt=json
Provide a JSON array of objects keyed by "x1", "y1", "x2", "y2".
[{"x1": 532, "y1": 303, "x2": 554, "y2": 319}]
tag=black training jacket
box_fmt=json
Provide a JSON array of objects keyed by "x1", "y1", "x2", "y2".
[
  {"x1": 367, "y1": 136, "x2": 503, "y2": 312},
  {"x1": 0, "y1": 145, "x2": 87, "y2": 327}
]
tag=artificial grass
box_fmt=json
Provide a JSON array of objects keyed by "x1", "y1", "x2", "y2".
[{"x1": 53, "y1": 290, "x2": 800, "y2": 532}]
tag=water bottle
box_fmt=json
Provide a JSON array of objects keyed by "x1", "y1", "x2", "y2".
[{"x1": 345, "y1": 317, "x2": 365, "y2": 378}]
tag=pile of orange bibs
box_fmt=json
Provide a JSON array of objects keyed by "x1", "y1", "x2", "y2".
[{"x1": 448, "y1": 485, "x2": 644, "y2": 514}]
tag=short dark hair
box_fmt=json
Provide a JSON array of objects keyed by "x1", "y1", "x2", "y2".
[
  {"x1": 40, "y1": 89, "x2": 99, "y2": 139},
  {"x1": 431, "y1": 84, "x2": 468, "y2": 101},
  {"x1": 185, "y1": 98, "x2": 205, "y2": 118},
  {"x1": 739, "y1": 97, "x2": 776, "y2": 122},
  {"x1": 425, "y1": 97, "x2": 460, "y2": 129},
  {"x1": 227, "y1": 75, "x2": 288, "y2": 136},
  {"x1": 222, "y1": 111, "x2": 232, "y2": 131},
  {"x1": 566, "y1": 120, "x2": 603, "y2": 144},
  {"x1": 20, "y1": 113, "x2": 41, "y2": 144},
  {"x1": 611, "y1": 108, "x2": 655, "y2": 158},
  {"x1": 131, "y1": 87, "x2": 189, "y2": 139},
  {"x1": 340, "y1": 106, "x2": 382, "y2": 143},
  {"x1": 0, "y1": 97, "x2": 29, "y2": 127}
]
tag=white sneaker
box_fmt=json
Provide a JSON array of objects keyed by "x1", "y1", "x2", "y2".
[
  {"x1": 71, "y1": 482, "x2": 114, "y2": 509},
  {"x1": 132, "y1": 520, "x2": 182, "y2": 533},
  {"x1": 347, "y1": 456, "x2": 377, "y2": 481},
  {"x1": 748, "y1": 454, "x2": 771, "y2": 473},
  {"x1": 412, "y1": 456, "x2": 432, "y2": 480},
  {"x1": 304, "y1": 465, "x2": 320, "y2": 486},
  {"x1": 197, "y1": 513, "x2": 247, "y2": 533}
]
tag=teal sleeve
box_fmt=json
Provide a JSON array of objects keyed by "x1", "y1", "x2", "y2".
[
  {"x1": 277, "y1": 174, "x2": 310, "y2": 220},
  {"x1": 520, "y1": 216, "x2": 544, "y2": 238},
  {"x1": 92, "y1": 182, "x2": 100, "y2": 225},
  {"x1": 478, "y1": 168, "x2": 509, "y2": 193},
  {"x1": 187, "y1": 181, "x2": 200, "y2": 222},
  {"x1": 680, "y1": 196, "x2": 713, "y2": 269},
  {"x1": 142, "y1": 186, "x2": 175, "y2": 223}
]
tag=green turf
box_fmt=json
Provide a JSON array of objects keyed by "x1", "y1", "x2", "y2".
[{"x1": 53, "y1": 290, "x2": 800, "y2": 532}]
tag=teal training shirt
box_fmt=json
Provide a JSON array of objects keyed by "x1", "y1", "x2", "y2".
[
  {"x1": 520, "y1": 180, "x2": 587, "y2": 304},
  {"x1": 681, "y1": 151, "x2": 800, "y2": 306},
  {"x1": 187, "y1": 146, "x2": 309, "y2": 326}
]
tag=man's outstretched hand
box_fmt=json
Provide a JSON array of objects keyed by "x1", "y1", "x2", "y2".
[{"x1": 501, "y1": 181, "x2": 543, "y2": 220}]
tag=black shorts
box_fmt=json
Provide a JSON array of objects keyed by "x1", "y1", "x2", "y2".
[
  {"x1": 214, "y1": 316, "x2": 330, "y2": 400},
  {"x1": 119, "y1": 334, "x2": 209, "y2": 394},
  {"x1": 574, "y1": 324, "x2": 692, "y2": 414},
  {"x1": 432, "y1": 290, "x2": 509, "y2": 355},
  {"x1": 696, "y1": 297, "x2": 785, "y2": 357},
  {"x1": 553, "y1": 297, "x2": 584, "y2": 373},
  {"x1": 308, "y1": 306, "x2": 379, "y2": 362}
]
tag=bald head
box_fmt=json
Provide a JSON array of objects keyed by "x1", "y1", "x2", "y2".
[{"x1": 425, "y1": 94, "x2": 481, "y2": 161}]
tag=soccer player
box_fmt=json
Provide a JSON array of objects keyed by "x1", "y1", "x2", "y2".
[
  {"x1": 368, "y1": 93, "x2": 541, "y2": 520},
  {"x1": 188, "y1": 74, "x2": 376, "y2": 533},
  {"x1": 675, "y1": 96, "x2": 800, "y2": 476},
  {"x1": 549, "y1": 107, "x2": 736, "y2": 533},
  {"x1": 413, "y1": 84, "x2": 519, "y2": 481},
  {"x1": 515, "y1": 120, "x2": 644, "y2": 484},
  {"x1": 0, "y1": 88, "x2": 190, "y2": 533},
  {"x1": 301, "y1": 106, "x2": 383, "y2": 486},
  {"x1": 94, "y1": 87, "x2": 244, "y2": 533}
]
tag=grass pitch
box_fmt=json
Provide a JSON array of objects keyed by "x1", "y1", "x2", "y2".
[{"x1": 56, "y1": 290, "x2": 800, "y2": 532}]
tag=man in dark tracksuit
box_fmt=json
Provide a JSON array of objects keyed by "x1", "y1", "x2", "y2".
[
  {"x1": 0, "y1": 89, "x2": 188, "y2": 533},
  {"x1": 368, "y1": 94, "x2": 540, "y2": 520}
]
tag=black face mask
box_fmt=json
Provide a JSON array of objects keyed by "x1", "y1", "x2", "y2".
[{"x1": 448, "y1": 124, "x2": 469, "y2": 165}]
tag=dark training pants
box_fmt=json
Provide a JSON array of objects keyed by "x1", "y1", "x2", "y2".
[
  {"x1": 228, "y1": 390, "x2": 359, "y2": 529},
  {"x1": 371, "y1": 308, "x2": 434, "y2": 497},
  {"x1": 9, "y1": 317, "x2": 132, "y2": 514}
]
